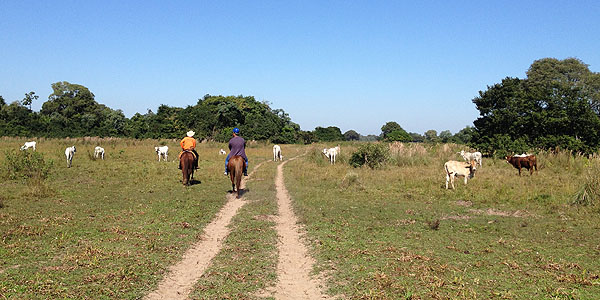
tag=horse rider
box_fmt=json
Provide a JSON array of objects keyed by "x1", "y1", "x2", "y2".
[
  {"x1": 225, "y1": 127, "x2": 248, "y2": 176},
  {"x1": 179, "y1": 130, "x2": 199, "y2": 170}
]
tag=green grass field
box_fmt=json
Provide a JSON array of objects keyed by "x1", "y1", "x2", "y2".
[{"x1": 1, "y1": 138, "x2": 599, "y2": 299}]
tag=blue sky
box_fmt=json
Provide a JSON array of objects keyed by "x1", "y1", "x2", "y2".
[{"x1": 2, "y1": 1, "x2": 599, "y2": 135}]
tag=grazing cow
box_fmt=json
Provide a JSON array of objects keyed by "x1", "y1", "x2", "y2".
[
  {"x1": 65, "y1": 146, "x2": 76, "y2": 168},
  {"x1": 322, "y1": 146, "x2": 340, "y2": 164},
  {"x1": 219, "y1": 149, "x2": 227, "y2": 155},
  {"x1": 20, "y1": 141, "x2": 36, "y2": 151},
  {"x1": 94, "y1": 146, "x2": 105, "y2": 160},
  {"x1": 155, "y1": 146, "x2": 169, "y2": 162},
  {"x1": 459, "y1": 150, "x2": 482, "y2": 167},
  {"x1": 273, "y1": 145, "x2": 283, "y2": 161},
  {"x1": 444, "y1": 160, "x2": 477, "y2": 189},
  {"x1": 506, "y1": 155, "x2": 537, "y2": 176}
]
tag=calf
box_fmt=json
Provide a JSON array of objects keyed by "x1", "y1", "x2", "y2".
[
  {"x1": 65, "y1": 146, "x2": 76, "y2": 168},
  {"x1": 273, "y1": 145, "x2": 283, "y2": 161},
  {"x1": 506, "y1": 155, "x2": 537, "y2": 176},
  {"x1": 155, "y1": 146, "x2": 169, "y2": 162},
  {"x1": 444, "y1": 160, "x2": 477, "y2": 189},
  {"x1": 94, "y1": 146, "x2": 105, "y2": 160},
  {"x1": 459, "y1": 150, "x2": 482, "y2": 167},
  {"x1": 322, "y1": 146, "x2": 340, "y2": 164},
  {"x1": 20, "y1": 141, "x2": 36, "y2": 151},
  {"x1": 219, "y1": 149, "x2": 227, "y2": 155}
]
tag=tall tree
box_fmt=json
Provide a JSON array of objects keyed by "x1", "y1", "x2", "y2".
[
  {"x1": 380, "y1": 121, "x2": 411, "y2": 142},
  {"x1": 343, "y1": 130, "x2": 360, "y2": 141},
  {"x1": 472, "y1": 58, "x2": 600, "y2": 154},
  {"x1": 314, "y1": 126, "x2": 344, "y2": 142}
]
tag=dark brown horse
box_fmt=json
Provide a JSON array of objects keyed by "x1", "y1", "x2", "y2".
[
  {"x1": 180, "y1": 151, "x2": 195, "y2": 185},
  {"x1": 227, "y1": 155, "x2": 244, "y2": 198}
]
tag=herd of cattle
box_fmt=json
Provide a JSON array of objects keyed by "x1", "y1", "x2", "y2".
[
  {"x1": 444, "y1": 150, "x2": 538, "y2": 189},
  {"x1": 17, "y1": 141, "x2": 538, "y2": 187}
]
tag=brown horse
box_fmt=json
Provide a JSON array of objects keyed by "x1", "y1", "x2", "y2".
[
  {"x1": 180, "y1": 151, "x2": 195, "y2": 186},
  {"x1": 228, "y1": 155, "x2": 244, "y2": 198}
]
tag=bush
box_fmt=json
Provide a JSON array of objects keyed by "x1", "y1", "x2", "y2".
[
  {"x1": 572, "y1": 161, "x2": 600, "y2": 207},
  {"x1": 2, "y1": 150, "x2": 54, "y2": 181},
  {"x1": 349, "y1": 143, "x2": 389, "y2": 169}
]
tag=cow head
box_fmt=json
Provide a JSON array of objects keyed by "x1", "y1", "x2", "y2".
[
  {"x1": 155, "y1": 146, "x2": 159, "y2": 153},
  {"x1": 468, "y1": 160, "x2": 477, "y2": 178}
]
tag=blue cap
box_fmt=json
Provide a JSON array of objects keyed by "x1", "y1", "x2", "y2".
[{"x1": 233, "y1": 127, "x2": 240, "y2": 134}]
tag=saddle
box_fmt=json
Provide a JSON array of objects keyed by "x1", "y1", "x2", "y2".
[{"x1": 178, "y1": 150, "x2": 197, "y2": 160}]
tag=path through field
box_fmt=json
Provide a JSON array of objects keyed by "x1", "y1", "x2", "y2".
[
  {"x1": 145, "y1": 161, "x2": 266, "y2": 300},
  {"x1": 273, "y1": 157, "x2": 328, "y2": 299}
]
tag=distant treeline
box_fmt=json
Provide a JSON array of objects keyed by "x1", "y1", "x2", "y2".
[
  {"x1": 0, "y1": 82, "x2": 302, "y2": 143},
  {"x1": 0, "y1": 81, "x2": 472, "y2": 144},
  {"x1": 1, "y1": 58, "x2": 599, "y2": 154}
]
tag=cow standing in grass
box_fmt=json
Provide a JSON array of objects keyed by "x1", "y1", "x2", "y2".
[
  {"x1": 155, "y1": 146, "x2": 169, "y2": 162},
  {"x1": 444, "y1": 160, "x2": 477, "y2": 189},
  {"x1": 323, "y1": 146, "x2": 340, "y2": 164},
  {"x1": 94, "y1": 146, "x2": 105, "y2": 160},
  {"x1": 273, "y1": 145, "x2": 282, "y2": 161},
  {"x1": 459, "y1": 150, "x2": 482, "y2": 167},
  {"x1": 65, "y1": 146, "x2": 76, "y2": 168},
  {"x1": 506, "y1": 155, "x2": 537, "y2": 176}
]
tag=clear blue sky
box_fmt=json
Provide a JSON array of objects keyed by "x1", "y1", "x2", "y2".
[{"x1": 2, "y1": 1, "x2": 599, "y2": 135}]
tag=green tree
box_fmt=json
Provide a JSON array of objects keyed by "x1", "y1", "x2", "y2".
[
  {"x1": 472, "y1": 58, "x2": 600, "y2": 154},
  {"x1": 314, "y1": 126, "x2": 344, "y2": 142},
  {"x1": 22, "y1": 91, "x2": 38, "y2": 110},
  {"x1": 424, "y1": 130, "x2": 440, "y2": 143},
  {"x1": 409, "y1": 132, "x2": 425, "y2": 143},
  {"x1": 41, "y1": 81, "x2": 103, "y2": 137},
  {"x1": 380, "y1": 121, "x2": 411, "y2": 142},
  {"x1": 452, "y1": 126, "x2": 475, "y2": 144},
  {"x1": 439, "y1": 130, "x2": 452, "y2": 143},
  {"x1": 343, "y1": 130, "x2": 360, "y2": 141}
]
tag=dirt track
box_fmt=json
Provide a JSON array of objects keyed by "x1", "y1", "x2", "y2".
[
  {"x1": 272, "y1": 157, "x2": 327, "y2": 299},
  {"x1": 145, "y1": 162, "x2": 265, "y2": 300},
  {"x1": 145, "y1": 157, "x2": 327, "y2": 299}
]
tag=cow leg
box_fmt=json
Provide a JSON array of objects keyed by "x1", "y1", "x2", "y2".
[
  {"x1": 445, "y1": 174, "x2": 450, "y2": 189},
  {"x1": 464, "y1": 176, "x2": 468, "y2": 185},
  {"x1": 451, "y1": 174, "x2": 455, "y2": 189}
]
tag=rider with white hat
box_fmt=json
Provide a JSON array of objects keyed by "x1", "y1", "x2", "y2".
[{"x1": 179, "y1": 130, "x2": 199, "y2": 170}]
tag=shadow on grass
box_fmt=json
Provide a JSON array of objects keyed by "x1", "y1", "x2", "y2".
[{"x1": 227, "y1": 188, "x2": 249, "y2": 197}]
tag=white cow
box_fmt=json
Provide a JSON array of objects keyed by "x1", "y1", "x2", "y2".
[
  {"x1": 459, "y1": 150, "x2": 483, "y2": 167},
  {"x1": 273, "y1": 145, "x2": 283, "y2": 161},
  {"x1": 65, "y1": 146, "x2": 76, "y2": 168},
  {"x1": 94, "y1": 146, "x2": 105, "y2": 160},
  {"x1": 444, "y1": 160, "x2": 477, "y2": 189},
  {"x1": 155, "y1": 146, "x2": 169, "y2": 162},
  {"x1": 20, "y1": 141, "x2": 36, "y2": 151},
  {"x1": 322, "y1": 146, "x2": 340, "y2": 164},
  {"x1": 219, "y1": 149, "x2": 227, "y2": 155}
]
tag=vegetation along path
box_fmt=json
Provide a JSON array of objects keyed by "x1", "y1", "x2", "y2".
[
  {"x1": 145, "y1": 161, "x2": 267, "y2": 300},
  {"x1": 273, "y1": 156, "x2": 328, "y2": 299}
]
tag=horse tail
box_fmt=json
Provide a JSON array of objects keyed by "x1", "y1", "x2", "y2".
[
  {"x1": 228, "y1": 156, "x2": 244, "y2": 197},
  {"x1": 181, "y1": 151, "x2": 194, "y2": 185}
]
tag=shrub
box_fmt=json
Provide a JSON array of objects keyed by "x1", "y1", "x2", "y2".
[
  {"x1": 2, "y1": 150, "x2": 54, "y2": 181},
  {"x1": 572, "y1": 161, "x2": 600, "y2": 207},
  {"x1": 349, "y1": 143, "x2": 389, "y2": 169}
]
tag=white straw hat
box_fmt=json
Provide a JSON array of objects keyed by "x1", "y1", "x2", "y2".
[{"x1": 186, "y1": 130, "x2": 195, "y2": 137}]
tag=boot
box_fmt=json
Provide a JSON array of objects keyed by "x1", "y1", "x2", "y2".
[
  {"x1": 224, "y1": 168, "x2": 229, "y2": 176},
  {"x1": 243, "y1": 166, "x2": 248, "y2": 176}
]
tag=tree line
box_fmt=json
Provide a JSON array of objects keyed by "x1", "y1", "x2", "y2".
[
  {"x1": 2, "y1": 57, "x2": 599, "y2": 154},
  {"x1": 0, "y1": 81, "x2": 473, "y2": 144}
]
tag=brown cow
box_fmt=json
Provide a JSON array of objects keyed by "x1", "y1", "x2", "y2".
[{"x1": 505, "y1": 155, "x2": 537, "y2": 176}]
